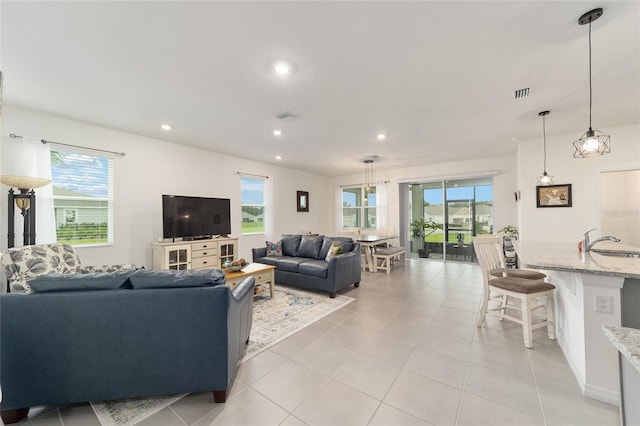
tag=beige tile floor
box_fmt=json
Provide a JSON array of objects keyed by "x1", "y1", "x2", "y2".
[{"x1": 11, "y1": 260, "x2": 620, "y2": 426}]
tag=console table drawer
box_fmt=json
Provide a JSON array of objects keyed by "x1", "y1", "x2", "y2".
[
  {"x1": 192, "y1": 242, "x2": 217, "y2": 251},
  {"x1": 191, "y1": 256, "x2": 217, "y2": 269},
  {"x1": 226, "y1": 273, "x2": 267, "y2": 289},
  {"x1": 225, "y1": 268, "x2": 275, "y2": 293},
  {"x1": 192, "y1": 248, "x2": 217, "y2": 259}
]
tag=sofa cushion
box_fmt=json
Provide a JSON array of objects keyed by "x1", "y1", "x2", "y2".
[
  {"x1": 319, "y1": 237, "x2": 333, "y2": 260},
  {"x1": 319, "y1": 237, "x2": 354, "y2": 260},
  {"x1": 325, "y1": 243, "x2": 343, "y2": 261},
  {"x1": 297, "y1": 235, "x2": 324, "y2": 259},
  {"x1": 334, "y1": 238, "x2": 355, "y2": 254},
  {"x1": 281, "y1": 235, "x2": 302, "y2": 256},
  {"x1": 29, "y1": 270, "x2": 135, "y2": 293},
  {"x1": 275, "y1": 257, "x2": 309, "y2": 273},
  {"x1": 128, "y1": 269, "x2": 226, "y2": 289},
  {"x1": 266, "y1": 240, "x2": 283, "y2": 257},
  {"x1": 298, "y1": 260, "x2": 328, "y2": 278}
]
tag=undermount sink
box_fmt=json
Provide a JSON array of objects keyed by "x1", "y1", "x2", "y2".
[{"x1": 591, "y1": 249, "x2": 640, "y2": 259}]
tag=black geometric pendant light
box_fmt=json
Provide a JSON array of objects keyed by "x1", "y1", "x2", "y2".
[{"x1": 572, "y1": 8, "x2": 611, "y2": 158}]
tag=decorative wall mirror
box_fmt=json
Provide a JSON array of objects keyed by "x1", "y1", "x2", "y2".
[{"x1": 297, "y1": 191, "x2": 309, "y2": 212}]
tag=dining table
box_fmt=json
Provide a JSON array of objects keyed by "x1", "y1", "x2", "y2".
[{"x1": 356, "y1": 235, "x2": 398, "y2": 272}]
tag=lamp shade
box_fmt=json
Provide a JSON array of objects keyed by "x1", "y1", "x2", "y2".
[
  {"x1": 0, "y1": 175, "x2": 51, "y2": 189},
  {"x1": 1, "y1": 137, "x2": 52, "y2": 188}
]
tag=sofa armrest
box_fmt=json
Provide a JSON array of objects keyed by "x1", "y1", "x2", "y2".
[
  {"x1": 227, "y1": 276, "x2": 255, "y2": 377},
  {"x1": 252, "y1": 247, "x2": 267, "y2": 262},
  {"x1": 329, "y1": 250, "x2": 358, "y2": 267},
  {"x1": 327, "y1": 250, "x2": 359, "y2": 275},
  {"x1": 231, "y1": 276, "x2": 255, "y2": 302}
]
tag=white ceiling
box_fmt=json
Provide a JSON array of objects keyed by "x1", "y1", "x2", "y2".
[{"x1": 2, "y1": 1, "x2": 639, "y2": 177}]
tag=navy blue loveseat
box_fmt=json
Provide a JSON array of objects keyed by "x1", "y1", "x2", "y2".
[
  {"x1": 252, "y1": 234, "x2": 361, "y2": 298},
  {"x1": 0, "y1": 269, "x2": 254, "y2": 424}
]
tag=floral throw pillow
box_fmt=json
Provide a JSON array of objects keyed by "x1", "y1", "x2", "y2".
[
  {"x1": 325, "y1": 242, "x2": 343, "y2": 262},
  {"x1": 266, "y1": 240, "x2": 283, "y2": 257}
]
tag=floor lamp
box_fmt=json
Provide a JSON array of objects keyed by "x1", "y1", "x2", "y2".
[{"x1": 1, "y1": 175, "x2": 51, "y2": 248}]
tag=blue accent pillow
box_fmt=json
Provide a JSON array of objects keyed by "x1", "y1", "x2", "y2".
[
  {"x1": 29, "y1": 270, "x2": 135, "y2": 293},
  {"x1": 297, "y1": 235, "x2": 324, "y2": 259},
  {"x1": 128, "y1": 269, "x2": 226, "y2": 289}
]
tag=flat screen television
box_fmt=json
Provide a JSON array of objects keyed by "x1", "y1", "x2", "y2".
[{"x1": 162, "y1": 195, "x2": 231, "y2": 240}]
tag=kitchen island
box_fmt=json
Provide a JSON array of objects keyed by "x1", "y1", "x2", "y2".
[{"x1": 514, "y1": 240, "x2": 640, "y2": 405}]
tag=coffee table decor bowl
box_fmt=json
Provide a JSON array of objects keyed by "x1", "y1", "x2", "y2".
[{"x1": 225, "y1": 258, "x2": 249, "y2": 272}]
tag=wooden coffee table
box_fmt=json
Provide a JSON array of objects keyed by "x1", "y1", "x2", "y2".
[{"x1": 224, "y1": 263, "x2": 276, "y2": 297}]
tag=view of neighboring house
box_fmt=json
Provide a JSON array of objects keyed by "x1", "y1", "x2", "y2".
[
  {"x1": 423, "y1": 203, "x2": 493, "y2": 235},
  {"x1": 52, "y1": 187, "x2": 108, "y2": 227},
  {"x1": 241, "y1": 209, "x2": 263, "y2": 224}
]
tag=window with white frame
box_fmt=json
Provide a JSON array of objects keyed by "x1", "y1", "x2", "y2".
[
  {"x1": 341, "y1": 186, "x2": 377, "y2": 229},
  {"x1": 51, "y1": 148, "x2": 113, "y2": 246},
  {"x1": 241, "y1": 176, "x2": 265, "y2": 234}
]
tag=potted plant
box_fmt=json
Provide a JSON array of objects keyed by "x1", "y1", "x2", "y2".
[
  {"x1": 410, "y1": 219, "x2": 443, "y2": 258},
  {"x1": 498, "y1": 225, "x2": 518, "y2": 238}
]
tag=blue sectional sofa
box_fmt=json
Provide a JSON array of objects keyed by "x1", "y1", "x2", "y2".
[
  {"x1": 0, "y1": 268, "x2": 254, "y2": 424},
  {"x1": 252, "y1": 234, "x2": 361, "y2": 298}
]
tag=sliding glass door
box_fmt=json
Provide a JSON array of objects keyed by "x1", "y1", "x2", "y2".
[{"x1": 409, "y1": 177, "x2": 493, "y2": 263}]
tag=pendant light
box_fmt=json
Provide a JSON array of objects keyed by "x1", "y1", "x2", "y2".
[
  {"x1": 363, "y1": 159, "x2": 373, "y2": 202},
  {"x1": 573, "y1": 8, "x2": 611, "y2": 158},
  {"x1": 536, "y1": 111, "x2": 554, "y2": 186}
]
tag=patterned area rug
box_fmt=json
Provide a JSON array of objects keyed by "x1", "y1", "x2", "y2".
[
  {"x1": 90, "y1": 285, "x2": 353, "y2": 425},
  {"x1": 243, "y1": 284, "x2": 354, "y2": 362},
  {"x1": 91, "y1": 394, "x2": 187, "y2": 426}
]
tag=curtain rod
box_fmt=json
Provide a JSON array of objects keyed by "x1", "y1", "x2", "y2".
[
  {"x1": 397, "y1": 171, "x2": 498, "y2": 184},
  {"x1": 41, "y1": 139, "x2": 126, "y2": 157},
  {"x1": 237, "y1": 171, "x2": 269, "y2": 179}
]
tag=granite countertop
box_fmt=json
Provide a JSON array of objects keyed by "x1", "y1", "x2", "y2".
[
  {"x1": 513, "y1": 241, "x2": 640, "y2": 279},
  {"x1": 603, "y1": 325, "x2": 640, "y2": 374}
]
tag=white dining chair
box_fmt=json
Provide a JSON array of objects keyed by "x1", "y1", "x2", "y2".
[{"x1": 473, "y1": 234, "x2": 556, "y2": 348}]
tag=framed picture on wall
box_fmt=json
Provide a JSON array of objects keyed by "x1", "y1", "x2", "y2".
[
  {"x1": 536, "y1": 184, "x2": 572, "y2": 208},
  {"x1": 297, "y1": 191, "x2": 309, "y2": 212}
]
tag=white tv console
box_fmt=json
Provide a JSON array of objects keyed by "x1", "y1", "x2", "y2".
[{"x1": 152, "y1": 237, "x2": 238, "y2": 270}]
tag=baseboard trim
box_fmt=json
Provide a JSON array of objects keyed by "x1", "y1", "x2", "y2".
[
  {"x1": 557, "y1": 333, "x2": 620, "y2": 406},
  {"x1": 584, "y1": 383, "x2": 619, "y2": 406}
]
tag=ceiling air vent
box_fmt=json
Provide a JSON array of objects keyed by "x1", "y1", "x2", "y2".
[
  {"x1": 275, "y1": 111, "x2": 299, "y2": 120},
  {"x1": 514, "y1": 88, "x2": 530, "y2": 99}
]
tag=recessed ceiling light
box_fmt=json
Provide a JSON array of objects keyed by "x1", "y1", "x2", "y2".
[
  {"x1": 275, "y1": 155, "x2": 282, "y2": 160},
  {"x1": 273, "y1": 61, "x2": 292, "y2": 76},
  {"x1": 377, "y1": 133, "x2": 387, "y2": 141},
  {"x1": 273, "y1": 129, "x2": 282, "y2": 136},
  {"x1": 161, "y1": 124, "x2": 172, "y2": 130}
]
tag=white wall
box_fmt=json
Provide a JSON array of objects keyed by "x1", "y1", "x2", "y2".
[
  {"x1": 517, "y1": 123, "x2": 640, "y2": 243},
  {"x1": 1, "y1": 105, "x2": 331, "y2": 267},
  {"x1": 328, "y1": 155, "x2": 519, "y2": 241}
]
